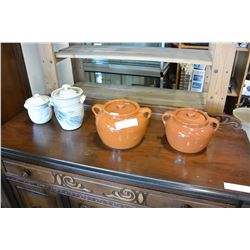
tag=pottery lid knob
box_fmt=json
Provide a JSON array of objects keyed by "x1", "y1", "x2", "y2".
[{"x1": 24, "y1": 94, "x2": 50, "y2": 108}]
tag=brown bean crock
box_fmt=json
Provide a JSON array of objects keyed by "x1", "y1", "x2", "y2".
[
  {"x1": 162, "y1": 108, "x2": 219, "y2": 153},
  {"x1": 92, "y1": 99, "x2": 152, "y2": 149}
]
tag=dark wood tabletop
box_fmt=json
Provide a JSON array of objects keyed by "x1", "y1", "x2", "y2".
[{"x1": 1, "y1": 110, "x2": 250, "y2": 202}]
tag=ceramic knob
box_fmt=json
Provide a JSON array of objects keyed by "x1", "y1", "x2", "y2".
[{"x1": 22, "y1": 170, "x2": 31, "y2": 179}]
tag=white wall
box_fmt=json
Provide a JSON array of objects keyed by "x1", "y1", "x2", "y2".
[{"x1": 21, "y1": 43, "x2": 74, "y2": 95}]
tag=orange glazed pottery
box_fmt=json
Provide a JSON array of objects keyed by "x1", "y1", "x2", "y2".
[
  {"x1": 162, "y1": 108, "x2": 219, "y2": 153},
  {"x1": 92, "y1": 99, "x2": 152, "y2": 149}
]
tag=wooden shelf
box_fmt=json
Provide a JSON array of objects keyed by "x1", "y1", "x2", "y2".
[
  {"x1": 236, "y1": 47, "x2": 249, "y2": 52},
  {"x1": 56, "y1": 45, "x2": 213, "y2": 65},
  {"x1": 76, "y1": 82, "x2": 206, "y2": 111}
]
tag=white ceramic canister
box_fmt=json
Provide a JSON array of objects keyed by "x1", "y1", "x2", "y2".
[
  {"x1": 233, "y1": 107, "x2": 250, "y2": 142},
  {"x1": 51, "y1": 84, "x2": 86, "y2": 130},
  {"x1": 24, "y1": 94, "x2": 52, "y2": 124}
]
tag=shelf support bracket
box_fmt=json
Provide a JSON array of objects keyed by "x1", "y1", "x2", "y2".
[
  {"x1": 38, "y1": 43, "x2": 59, "y2": 93},
  {"x1": 206, "y1": 43, "x2": 236, "y2": 114}
]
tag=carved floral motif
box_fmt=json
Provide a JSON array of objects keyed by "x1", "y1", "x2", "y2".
[
  {"x1": 211, "y1": 114, "x2": 241, "y2": 129},
  {"x1": 5, "y1": 175, "x2": 145, "y2": 207},
  {"x1": 103, "y1": 188, "x2": 146, "y2": 205},
  {"x1": 53, "y1": 173, "x2": 92, "y2": 193}
]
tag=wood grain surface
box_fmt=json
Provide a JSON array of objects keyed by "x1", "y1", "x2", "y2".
[
  {"x1": 75, "y1": 82, "x2": 206, "y2": 111},
  {"x1": 56, "y1": 45, "x2": 213, "y2": 65},
  {"x1": 2, "y1": 110, "x2": 250, "y2": 195}
]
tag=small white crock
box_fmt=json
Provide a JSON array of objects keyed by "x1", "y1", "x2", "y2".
[
  {"x1": 51, "y1": 84, "x2": 86, "y2": 130},
  {"x1": 24, "y1": 94, "x2": 52, "y2": 124}
]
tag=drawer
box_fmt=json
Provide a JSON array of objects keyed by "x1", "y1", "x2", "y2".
[
  {"x1": 2, "y1": 159, "x2": 235, "y2": 208},
  {"x1": 2, "y1": 159, "x2": 54, "y2": 184},
  {"x1": 146, "y1": 192, "x2": 234, "y2": 208}
]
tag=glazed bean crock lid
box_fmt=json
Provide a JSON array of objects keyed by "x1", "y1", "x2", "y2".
[
  {"x1": 175, "y1": 108, "x2": 208, "y2": 126},
  {"x1": 104, "y1": 99, "x2": 140, "y2": 116},
  {"x1": 25, "y1": 94, "x2": 50, "y2": 107},
  {"x1": 51, "y1": 84, "x2": 83, "y2": 99}
]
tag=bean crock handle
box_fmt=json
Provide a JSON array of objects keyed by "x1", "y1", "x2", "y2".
[
  {"x1": 80, "y1": 95, "x2": 86, "y2": 103},
  {"x1": 140, "y1": 107, "x2": 152, "y2": 119},
  {"x1": 209, "y1": 117, "x2": 220, "y2": 132},
  {"x1": 92, "y1": 104, "x2": 104, "y2": 116},
  {"x1": 162, "y1": 111, "x2": 174, "y2": 126},
  {"x1": 24, "y1": 103, "x2": 28, "y2": 110}
]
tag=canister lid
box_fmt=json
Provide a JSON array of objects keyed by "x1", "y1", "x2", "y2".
[
  {"x1": 25, "y1": 94, "x2": 50, "y2": 107},
  {"x1": 175, "y1": 108, "x2": 208, "y2": 126},
  {"x1": 104, "y1": 99, "x2": 139, "y2": 116},
  {"x1": 51, "y1": 84, "x2": 83, "y2": 99}
]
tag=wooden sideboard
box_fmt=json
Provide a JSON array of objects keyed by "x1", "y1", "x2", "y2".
[{"x1": 1, "y1": 110, "x2": 250, "y2": 208}]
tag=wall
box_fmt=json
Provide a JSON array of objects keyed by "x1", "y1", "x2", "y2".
[{"x1": 21, "y1": 43, "x2": 74, "y2": 95}]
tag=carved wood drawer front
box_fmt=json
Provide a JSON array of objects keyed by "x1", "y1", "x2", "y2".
[
  {"x1": 146, "y1": 192, "x2": 235, "y2": 208},
  {"x1": 2, "y1": 159, "x2": 54, "y2": 184},
  {"x1": 2, "y1": 159, "x2": 235, "y2": 208}
]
